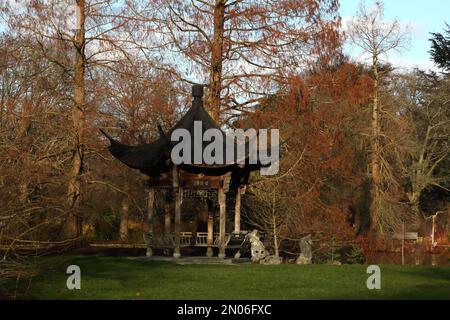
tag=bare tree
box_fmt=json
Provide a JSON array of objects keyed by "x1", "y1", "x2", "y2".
[
  {"x1": 147, "y1": 0, "x2": 341, "y2": 122},
  {"x1": 348, "y1": 1, "x2": 410, "y2": 234},
  {"x1": 2, "y1": 0, "x2": 155, "y2": 238},
  {"x1": 246, "y1": 177, "x2": 292, "y2": 258},
  {"x1": 401, "y1": 71, "x2": 450, "y2": 216},
  {"x1": 0, "y1": 34, "x2": 73, "y2": 250},
  {"x1": 97, "y1": 61, "x2": 180, "y2": 241}
]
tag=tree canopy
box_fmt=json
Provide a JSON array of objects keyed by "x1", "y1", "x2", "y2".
[{"x1": 430, "y1": 23, "x2": 450, "y2": 71}]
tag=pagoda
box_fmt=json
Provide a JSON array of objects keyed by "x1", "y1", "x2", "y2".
[{"x1": 102, "y1": 85, "x2": 267, "y2": 259}]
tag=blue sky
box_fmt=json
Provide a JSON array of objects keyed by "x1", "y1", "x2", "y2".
[
  {"x1": 339, "y1": 0, "x2": 450, "y2": 71},
  {"x1": 1, "y1": 1, "x2": 447, "y2": 71}
]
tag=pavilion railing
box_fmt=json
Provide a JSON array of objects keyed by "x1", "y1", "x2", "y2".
[
  {"x1": 150, "y1": 232, "x2": 231, "y2": 248},
  {"x1": 195, "y1": 232, "x2": 208, "y2": 246},
  {"x1": 180, "y1": 232, "x2": 193, "y2": 246}
]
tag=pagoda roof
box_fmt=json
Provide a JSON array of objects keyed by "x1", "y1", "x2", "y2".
[{"x1": 102, "y1": 85, "x2": 267, "y2": 178}]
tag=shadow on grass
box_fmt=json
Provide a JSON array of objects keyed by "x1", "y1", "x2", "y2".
[
  {"x1": 10, "y1": 255, "x2": 450, "y2": 300},
  {"x1": 399, "y1": 266, "x2": 450, "y2": 282}
]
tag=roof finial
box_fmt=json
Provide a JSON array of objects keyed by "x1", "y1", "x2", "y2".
[{"x1": 192, "y1": 84, "x2": 204, "y2": 98}]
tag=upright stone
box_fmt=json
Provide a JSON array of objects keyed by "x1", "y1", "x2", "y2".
[{"x1": 296, "y1": 234, "x2": 313, "y2": 265}]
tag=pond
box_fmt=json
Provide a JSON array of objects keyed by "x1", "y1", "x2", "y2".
[{"x1": 366, "y1": 251, "x2": 449, "y2": 266}]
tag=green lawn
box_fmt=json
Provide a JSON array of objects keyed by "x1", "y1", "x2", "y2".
[{"x1": 4, "y1": 255, "x2": 450, "y2": 300}]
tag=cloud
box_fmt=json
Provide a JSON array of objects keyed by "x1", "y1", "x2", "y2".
[{"x1": 390, "y1": 56, "x2": 439, "y2": 72}]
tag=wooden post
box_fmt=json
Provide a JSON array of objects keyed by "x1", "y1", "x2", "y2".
[
  {"x1": 233, "y1": 187, "x2": 242, "y2": 259},
  {"x1": 431, "y1": 214, "x2": 436, "y2": 247},
  {"x1": 164, "y1": 190, "x2": 171, "y2": 234},
  {"x1": 206, "y1": 210, "x2": 214, "y2": 257},
  {"x1": 218, "y1": 187, "x2": 226, "y2": 259},
  {"x1": 173, "y1": 166, "x2": 181, "y2": 259},
  {"x1": 146, "y1": 187, "x2": 155, "y2": 257},
  {"x1": 401, "y1": 221, "x2": 405, "y2": 266},
  {"x1": 119, "y1": 193, "x2": 129, "y2": 241},
  {"x1": 234, "y1": 187, "x2": 241, "y2": 234}
]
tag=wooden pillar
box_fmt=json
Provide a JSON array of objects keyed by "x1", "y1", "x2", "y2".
[
  {"x1": 218, "y1": 187, "x2": 226, "y2": 259},
  {"x1": 401, "y1": 221, "x2": 405, "y2": 266},
  {"x1": 234, "y1": 187, "x2": 241, "y2": 234},
  {"x1": 164, "y1": 190, "x2": 171, "y2": 234},
  {"x1": 173, "y1": 166, "x2": 181, "y2": 259},
  {"x1": 206, "y1": 210, "x2": 214, "y2": 257},
  {"x1": 431, "y1": 214, "x2": 436, "y2": 246},
  {"x1": 119, "y1": 193, "x2": 129, "y2": 241},
  {"x1": 146, "y1": 187, "x2": 155, "y2": 257}
]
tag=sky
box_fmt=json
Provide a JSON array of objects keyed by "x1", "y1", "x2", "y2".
[
  {"x1": 0, "y1": 0, "x2": 447, "y2": 72},
  {"x1": 339, "y1": 0, "x2": 450, "y2": 71}
]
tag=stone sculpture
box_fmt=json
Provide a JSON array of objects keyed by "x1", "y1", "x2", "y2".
[
  {"x1": 260, "y1": 255, "x2": 282, "y2": 265},
  {"x1": 296, "y1": 234, "x2": 313, "y2": 265},
  {"x1": 247, "y1": 230, "x2": 268, "y2": 263}
]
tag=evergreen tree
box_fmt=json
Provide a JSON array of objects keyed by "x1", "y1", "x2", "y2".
[{"x1": 430, "y1": 24, "x2": 450, "y2": 71}]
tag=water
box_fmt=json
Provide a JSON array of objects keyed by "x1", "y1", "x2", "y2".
[{"x1": 366, "y1": 252, "x2": 449, "y2": 266}]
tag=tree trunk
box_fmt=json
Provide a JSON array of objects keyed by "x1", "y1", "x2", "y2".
[
  {"x1": 370, "y1": 52, "x2": 381, "y2": 232},
  {"x1": 206, "y1": 0, "x2": 226, "y2": 122},
  {"x1": 407, "y1": 126, "x2": 430, "y2": 218},
  {"x1": 18, "y1": 100, "x2": 32, "y2": 205},
  {"x1": 410, "y1": 197, "x2": 421, "y2": 217},
  {"x1": 272, "y1": 191, "x2": 279, "y2": 257},
  {"x1": 65, "y1": 0, "x2": 86, "y2": 238},
  {"x1": 272, "y1": 215, "x2": 279, "y2": 257}
]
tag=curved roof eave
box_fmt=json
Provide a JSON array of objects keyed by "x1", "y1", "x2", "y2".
[{"x1": 101, "y1": 129, "x2": 168, "y2": 169}]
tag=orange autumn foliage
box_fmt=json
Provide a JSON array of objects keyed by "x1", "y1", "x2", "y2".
[{"x1": 244, "y1": 63, "x2": 373, "y2": 242}]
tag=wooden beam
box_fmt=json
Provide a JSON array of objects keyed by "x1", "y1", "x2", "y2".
[
  {"x1": 148, "y1": 180, "x2": 223, "y2": 189},
  {"x1": 234, "y1": 187, "x2": 241, "y2": 234},
  {"x1": 218, "y1": 186, "x2": 226, "y2": 259},
  {"x1": 173, "y1": 166, "x2": 181, "y2": 259},
  {"x1": 146, "y1": 187, "x2": 155, "y2": 257}
]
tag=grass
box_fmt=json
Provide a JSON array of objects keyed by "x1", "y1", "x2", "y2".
[{"x1": 3, "y1": 255, "x2": 450, "y2": 300}]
